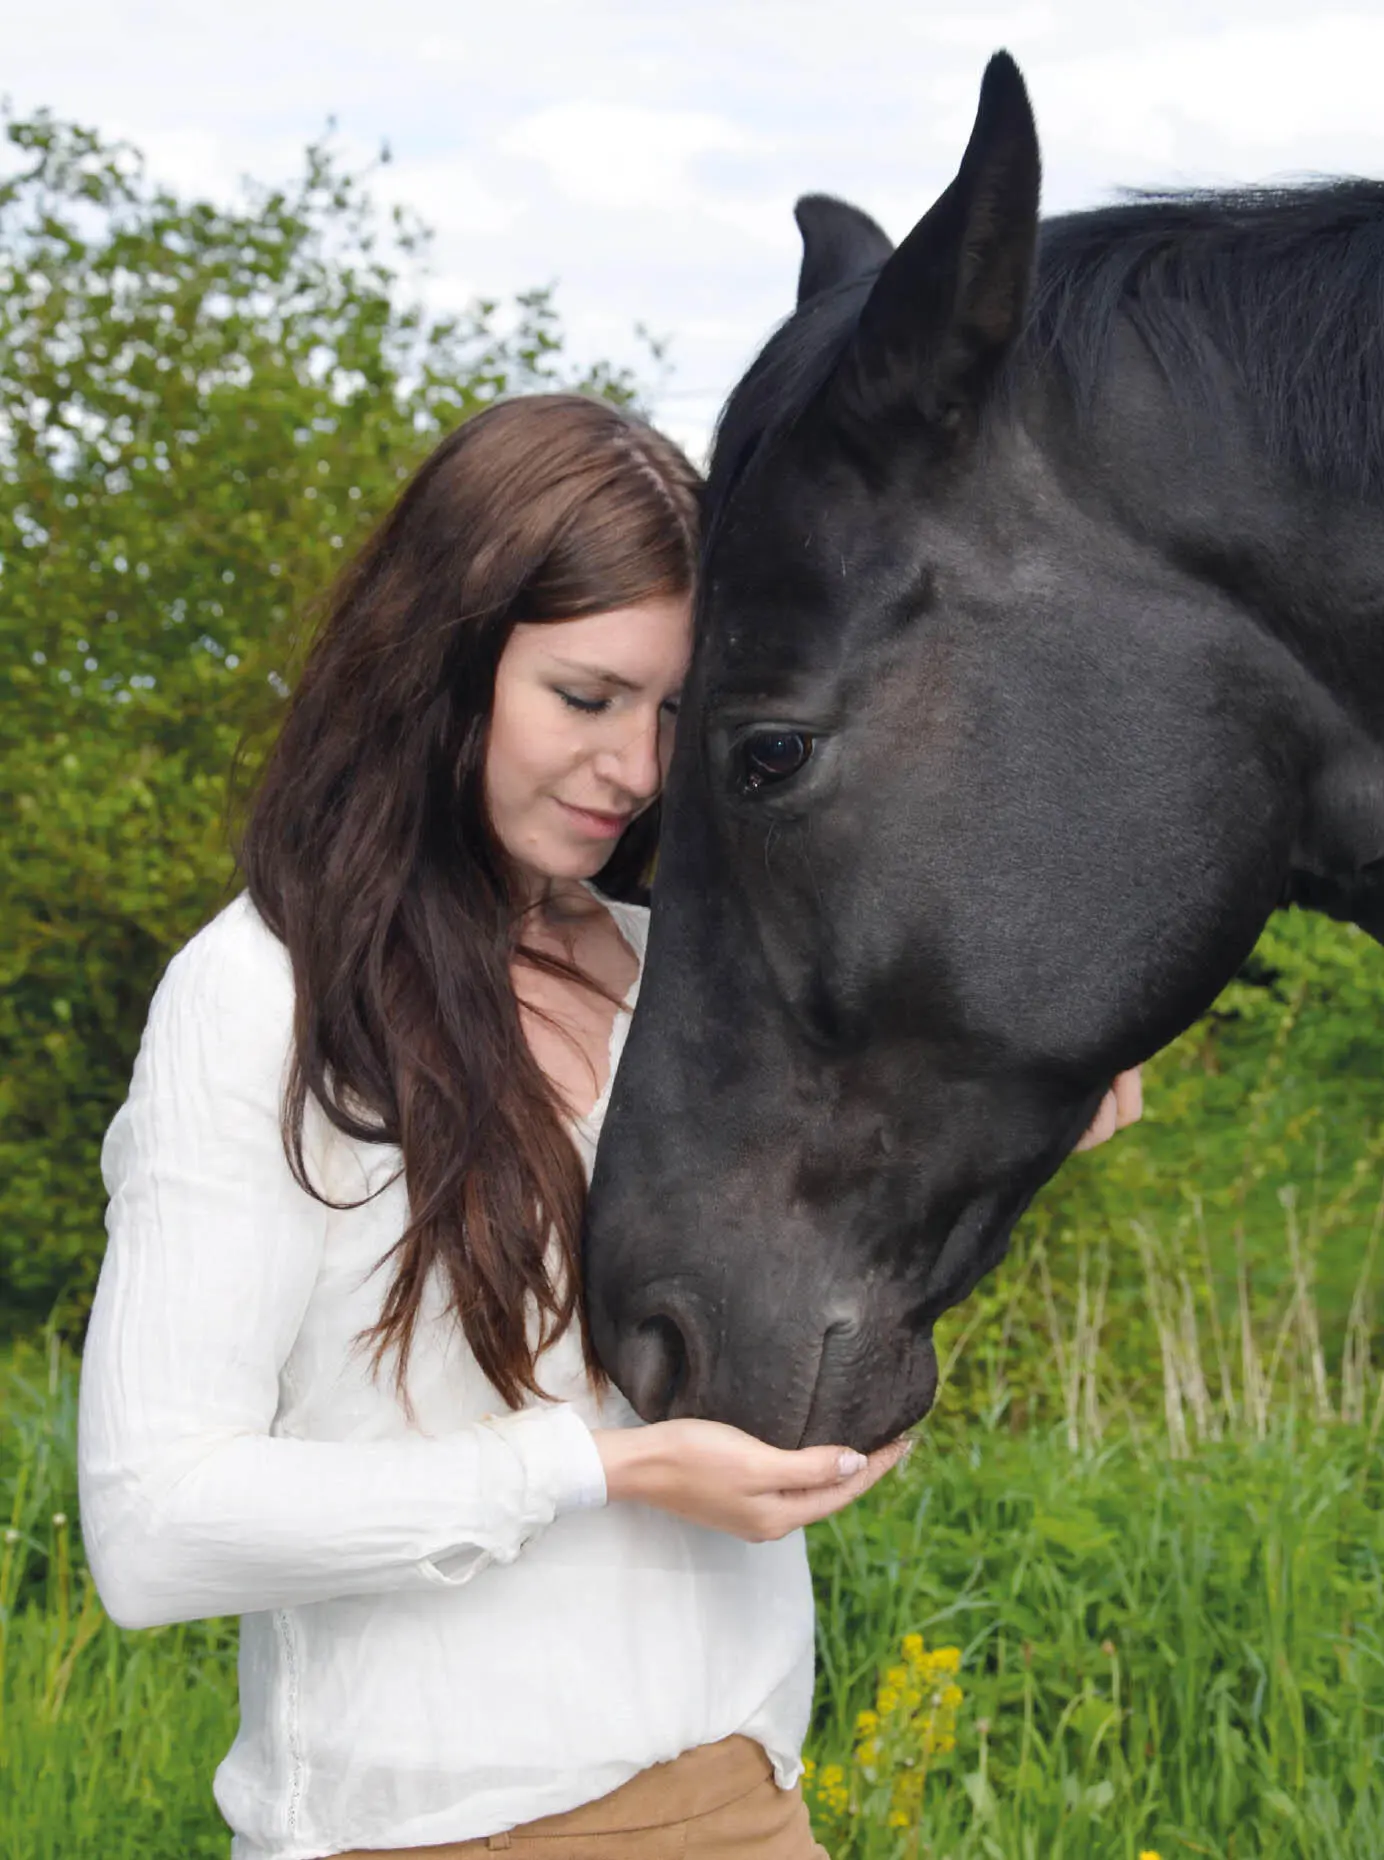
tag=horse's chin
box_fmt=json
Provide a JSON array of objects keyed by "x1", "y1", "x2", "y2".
[
  {"x1": 832, "y1": 1345, "x2": 938, "y2": 1455},
  {"x1": 785, "y1": 1328, "x2": 940, "y2": 1455}
]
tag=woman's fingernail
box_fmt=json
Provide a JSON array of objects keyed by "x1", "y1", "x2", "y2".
[
  {"x1": 896, "y1": 1439, "x2": 915, "y2": 1462},
  {"x1": 837, "y1": 1449, "x2": 868, "y2": 1478}
]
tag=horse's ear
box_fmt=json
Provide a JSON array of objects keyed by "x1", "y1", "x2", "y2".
[
  {"x1": 793, "y1": 196, "x2": 894, "y2": 306},
  {"x1": 828, "y1": 51, "x2": 1040, "y2": 432}
]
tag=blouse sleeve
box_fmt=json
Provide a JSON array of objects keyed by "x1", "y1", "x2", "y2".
[{"x1": 77, "y1": 905, "x2": 607, "y2": 1632}]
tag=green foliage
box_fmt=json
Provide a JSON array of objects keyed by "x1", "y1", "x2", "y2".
[{"x1": 0, "y1": 110, "x2": 643, "y2": 1335}]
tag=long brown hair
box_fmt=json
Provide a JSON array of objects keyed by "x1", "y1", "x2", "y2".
[{"x1": 240, "y1": 394, "x2": 700, "y2": 1405}]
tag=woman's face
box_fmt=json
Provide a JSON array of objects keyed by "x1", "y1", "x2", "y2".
[{"x1": 486, "y1": 592, "x2": 692, "y2": 890}]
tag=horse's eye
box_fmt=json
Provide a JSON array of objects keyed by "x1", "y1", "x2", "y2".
[{"x1": 741, "y1": 730, "x2": 813, "y2": 791}]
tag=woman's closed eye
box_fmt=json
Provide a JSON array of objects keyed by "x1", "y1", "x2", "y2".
[
  {"x1": 557, "y1": 690, "x2": 682, "y2": 719},
  {"x1": 556, "y1": 689, "x2": 610, "y2": 715}
]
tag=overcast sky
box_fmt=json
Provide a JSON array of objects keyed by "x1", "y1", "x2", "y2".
[{"x1": 11, "y1": 2, "x2": 1384, "y2": 459}]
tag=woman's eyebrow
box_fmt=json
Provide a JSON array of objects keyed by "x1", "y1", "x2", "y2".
[{"x1": 547, "y1": 656, "x2": 642, "y2": 692}]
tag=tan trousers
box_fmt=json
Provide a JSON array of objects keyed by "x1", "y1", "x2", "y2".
[{"x1": 331, "y1": 1735, "x2": 829, "y2": 1859}]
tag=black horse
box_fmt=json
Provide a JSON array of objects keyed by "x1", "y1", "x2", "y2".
[{"x1": 584, "y1": 53, "x2": 1384, "y2": 1453}]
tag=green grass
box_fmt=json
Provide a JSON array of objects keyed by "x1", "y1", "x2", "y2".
[
  {"x1": 808, "y1": 1420, "x2": 1384, "y2": 1858},
  {"x1": 0, "y1": 1336, "x2": 238, "y2": 1856},
  {"x1": 5, "y1": 1236, "x2": 1382, "y2": 1860}
]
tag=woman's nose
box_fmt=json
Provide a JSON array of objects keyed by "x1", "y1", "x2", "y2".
[{"x1": 596, "y1": 710, "x2": 664, "y2": 801}]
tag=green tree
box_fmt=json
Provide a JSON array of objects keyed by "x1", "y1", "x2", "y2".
[{"x1": 0, "y1": 111, "x2": 645, "y2": 1334}]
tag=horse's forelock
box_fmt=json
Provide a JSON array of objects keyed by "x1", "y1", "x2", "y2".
[{"x1": 703, "y1": 279, "x2": 872, "y2": 547}]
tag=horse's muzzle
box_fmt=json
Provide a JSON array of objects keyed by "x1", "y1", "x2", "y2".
[{"x1": 594, "y1": 1276, "x2": 940, "y2": 1454}]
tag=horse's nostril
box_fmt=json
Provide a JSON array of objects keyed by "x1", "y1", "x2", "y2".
[{"x1": 622, "y1": 1313, "x2": 689, "y2": 1422}]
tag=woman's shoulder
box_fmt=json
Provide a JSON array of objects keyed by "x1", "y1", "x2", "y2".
[
  {"x1": 165, "y1": 891, "x2": 291, "y2": 989},
  {"x1": 105, "y1": 897, "x2": 299, "y2": 1188},
  {"x1": 153, "y1": 893, "x2": 295, "y2": 1049}
]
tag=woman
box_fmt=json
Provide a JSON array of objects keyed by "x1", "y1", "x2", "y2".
[
  {"x1": 79, "y1": 393, "x2": 1139, "y2": 1860},
  {"x1": 78, "y1": 394, "x2": 910, "y2": 1860}
]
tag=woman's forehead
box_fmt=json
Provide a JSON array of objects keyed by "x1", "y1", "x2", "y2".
[{"x1": 512, "y1": 595, "x2": 692, "y2": 681}]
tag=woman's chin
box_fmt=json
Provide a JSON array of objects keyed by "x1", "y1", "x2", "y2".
[{"x1": 513, "y1": 839, "x2": 616, "y2": 887}]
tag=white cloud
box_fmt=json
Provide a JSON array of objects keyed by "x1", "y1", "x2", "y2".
[
  {"x1": 905, "y1": 4, "x2": 1062, "y2": 51},
  {"x1": 376, "y1": 155, "x2": 520, "y2": 239},
  {"x1": 1018, "y1": 15, "x2": 1384, "y2": 177},
  {"x1": 501, "y1": 101, "x2": 764, "y2": 212}
]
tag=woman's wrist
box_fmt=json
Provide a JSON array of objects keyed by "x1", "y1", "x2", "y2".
[{"x1": 590, "y1": 1425, "x2": 661, "y2": 1504}]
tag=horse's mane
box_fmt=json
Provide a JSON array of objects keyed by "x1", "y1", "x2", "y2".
[
  {"x1": 707, "y1": 179, "x2": 1384, "y2": 526},
  {"x1": 1030, "y1": 181, "x2": 1384, "y2": 495}
]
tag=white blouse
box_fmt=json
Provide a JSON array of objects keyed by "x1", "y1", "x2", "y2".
[{"x1": 78, "y1": 892, "x2": 815, "y2": 1860}]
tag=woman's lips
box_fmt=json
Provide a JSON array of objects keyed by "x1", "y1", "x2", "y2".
[{"x1": 557, "y1": 800, "x2": 634, "y2": 840}]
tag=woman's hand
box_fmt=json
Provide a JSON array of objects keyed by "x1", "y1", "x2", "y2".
[
  {"x1": 1074, "y1": 1066, "x2": 1144, "y2": 1151},
  {"x1": 592, "y1": 1418, "x2": 911, "y2": 1542}
]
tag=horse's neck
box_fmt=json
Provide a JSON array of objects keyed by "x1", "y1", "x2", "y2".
[
  {"x1": 1162, "y1": 493, "x2": 1384, "y2": 736},
  {"x1": 1032, "y1": 335, "x2": 1384, "y2": 941}
]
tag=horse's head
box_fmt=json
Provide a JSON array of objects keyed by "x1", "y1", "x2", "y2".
[{"x1": 585, "y1": 55, "x2": 1384, "y2": 1450}]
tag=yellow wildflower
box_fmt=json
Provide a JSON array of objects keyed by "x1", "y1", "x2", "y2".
[
  {"x1": 805, "y1": 1634, "x2": 965, "y2": 1834},
  {"x1": 854, "y1": 1635, "x2": 964, "y2": 1828},
  {"x1": 815, "y1": 1762, "x2": 849, "y2": 1815}
]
